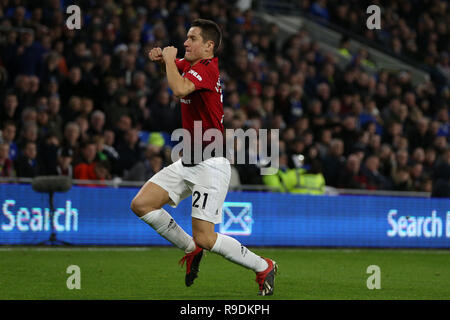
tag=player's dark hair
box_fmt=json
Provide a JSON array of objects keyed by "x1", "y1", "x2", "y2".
[{"x1": 191, "y1": 19, "x2": 222, "y2": 55}]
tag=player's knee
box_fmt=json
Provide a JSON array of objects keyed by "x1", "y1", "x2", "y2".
[
  {"x1": 193, "y1": 233, "x2": 216, "y2": 251},
  {"x1": 130, "y1": 197, "x2": 144, "y2": 216},
  {"x1": 130, "y1": 196, "x2": 159, "y2": 217}
]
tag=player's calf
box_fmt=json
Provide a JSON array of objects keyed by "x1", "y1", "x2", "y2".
[{"x1": 193, "y1": 232, "x2": 217, "y2": 251}]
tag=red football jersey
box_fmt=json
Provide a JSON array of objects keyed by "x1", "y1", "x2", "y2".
[{"x1": 175, "y1": 57, "x2": 224, "y2": 142}]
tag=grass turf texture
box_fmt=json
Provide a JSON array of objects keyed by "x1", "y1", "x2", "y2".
[{"x1": 0, "y1": 247, "x2": 449, "y2": 300}]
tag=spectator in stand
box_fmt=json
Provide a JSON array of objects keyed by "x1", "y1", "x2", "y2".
[
  {"x1": 322, "y1": 138, "x2": 345, "y2": 187},
  {"x1": 411, "y1": 147, "x2": 425, "y2": 165},
  {"x1": 11, "y1": 75, "x2": 32, "y2": 109},
  {"x1": 116, "y1": 128, "x2": 143, "y2": 176},
  {"x1": 410, "y1": 162, "x2": 426, "y2": 191},
  {"x1": 337, "y1": 153, "x2": 367, "y2": 189},
  {"x1": 392, "y1": 167, "x2": 413, "y2": 191},
  {"x1": 103, "y1": 130, "x2": 119, "y2": 157},
  {"x1": 62, "y1": 96, "x2": 82, "y2": 124},
  {"x1": 0, "y1": 143, "x2": 15, "y2": 177},
  {"x1": 431, "y1": 148, "x2": 450, "y2": 197},
  {"x1": 382, "y1": 121, "x2": 403, "y2": 146},
  {"x1": 47, "y1": 95, "x2": 63, "y2": 137},
  {"x1": 98, "y1": 76, "x2": 119, "y2": 112},
  {"x1": 61, "y1": 122, "x2": 81, "y2": 151},
  {"x1": 93, "y1": 160, "x2": 112, "y2": 181},
  {"x1": 262, "y1": 152, "x2": 291, "y2": 193},
  {"x1": 0, "y1": 92, "x2": 20, "y2": 127},
  {"x1": 15, "y1": 141, "x2": 40, "y2": 177},
  {"x1": 367, "y1": 134, "x2": 381, "y2": 156},
  {"x1": 107, "y1": 89, "x2": 133, "y2": 130},
  {"x1": 37, "y1": 132, "x2": 60, "y2": 175},
  {"x1": 113, "y1": 114, "x2": 133, "y2": 147},
  {"x1": 124, "y1": 144, "x2": 163, "y2": 181},
  {"x1": 0, "y1": 121, "x2": 19, "y2": 161},
  {"x1": 361, "y1": 155, "x2": 392, "y2": 190},
  {"x1": 378, "y1": 143, "x2": 395, "y2": 178},
  {"x1": 338, "y1": 115, "x2": 360, "y2": 156},
  {"x1": 88, "y1": 110, "x2": 106, "y2": 137},
  {"x1": 75, "y1": 159, "x2": 111, "y2": 182},
  {"x1": 287, "y1": 137, "x2": 306, "y2": 169},
  {"x1": 75, "y1": 115, "x2": 90, "y2": 144},
  {"x1": 316, "y1": 128, "x2": 332, "y2": 159},
  {"x1": 80, "y1": 97, "x2": 95, "y2": 118},
  {"x1": 74, "y1": 139, "x2": 101, "y2": 179},
  {"x1": 17, "y1": 121, "x2": 39, "y2": 153},
  {"x1": 28, "y1": 75, "x2": 41, "y2": 103},
  {"x1": 56, "y1": 147, "x2": 73, "y2": 177},
  {"x1": 423, "y1": 148, "x2": 437, "y2": 176},
  {"x1": 59, "y1": 66, "x2": 85, "y2": 105},
  {"x1": 20, "y1": 107, "x2": 38, "y2": 126},
  {"x1": 92, "y1": 134, "x2": 120, "y2": 175},
  {"x1": 11, "y1": 29, "x2": 46, "y2": 77},
  {"x1": 409, "y1": 118, "x2": 434, "y2": 151},
  {"x1": 36, "y1": 105, "x2": 51, "y2": 140},
  {"x1": 433, "y1": 134, "x2": 448, "y2": 158},
  {"x1": 40, "y1": 51, "x2": 64, "y2": 84},
  {"x1": 147, "y1": 89, "x2": 181, "y2": 132}
]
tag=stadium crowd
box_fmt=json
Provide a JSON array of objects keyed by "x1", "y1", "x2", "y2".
[
  {"x1": 307, "y1": 0, "x2": 450, "y2": 89},
  {"x1": 0, "y1": 0, "x2": 449, "y2": 195}
]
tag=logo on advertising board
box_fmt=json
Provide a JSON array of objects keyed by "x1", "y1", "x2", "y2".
[
  {"x1": 387, "y1": 209, "x2": 450, "y2": 238},
  {"x1": 1, "y1": 199, "x2": 78, "y2": 232},
  {"x1": 220, "y1": 202, "x2": 253, "y2": 236}
]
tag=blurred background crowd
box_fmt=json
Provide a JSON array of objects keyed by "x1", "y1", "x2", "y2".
[{"x1": 0, "y1": 0, "x2": 448, "y2": 196}]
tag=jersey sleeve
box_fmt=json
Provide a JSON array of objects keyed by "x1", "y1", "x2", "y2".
[{"x1": 183, "y1": 60, "x2": 216, "y2": 91}]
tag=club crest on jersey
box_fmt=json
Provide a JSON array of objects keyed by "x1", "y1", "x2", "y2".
[{"x1": 188, "y1": 69, "x2": 202, "y2": 81}]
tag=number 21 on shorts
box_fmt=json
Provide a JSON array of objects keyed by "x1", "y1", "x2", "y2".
[
  {"x1": 192, "y1": 190, "x2": 208, "y2": 209},
  {"x1": 191, "y1": 185, "x2": 218, "y2": 221}
]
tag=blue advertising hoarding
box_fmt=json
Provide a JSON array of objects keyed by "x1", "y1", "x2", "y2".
[{"x1": 0, "y1": 184, "x2": 449, "y2": 248}]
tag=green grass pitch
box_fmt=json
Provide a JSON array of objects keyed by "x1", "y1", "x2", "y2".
[{"x1": 0, "y1": 246, "x2": 449, "y2": 300}]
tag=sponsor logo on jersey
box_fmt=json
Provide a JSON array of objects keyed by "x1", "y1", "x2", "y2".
[{"x1": 188, "y1": 69, "x2": 202, "y2": 81}]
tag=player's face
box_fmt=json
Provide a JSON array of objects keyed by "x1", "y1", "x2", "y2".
[{"x1": 184, "y1": 27, "x2": 212, "y2": 62}]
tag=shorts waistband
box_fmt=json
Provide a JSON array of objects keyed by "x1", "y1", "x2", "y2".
[{"x1": 181, "y1": 149, "x2": 220, "y2": 167}]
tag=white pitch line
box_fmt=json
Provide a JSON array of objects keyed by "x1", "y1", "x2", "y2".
[{"x1": 0, "y1": 247, "x2": 448, "y2": 254}]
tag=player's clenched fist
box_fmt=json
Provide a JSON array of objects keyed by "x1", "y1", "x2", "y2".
[
  {"x1": 162, "y1": 46, "x2": 177, "y2": 62},
  {"x1": 148, "y1": 47, "x2": 163, "y2": 62}
]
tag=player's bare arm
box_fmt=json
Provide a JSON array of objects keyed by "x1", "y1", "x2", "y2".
[{"x1": 162, "y1": 46, "x2": 195, "y2": 98}]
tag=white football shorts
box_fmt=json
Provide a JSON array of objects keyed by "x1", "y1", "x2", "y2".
[{"x1": 149, "y1": 157, "x2": 231, "y2": 224}]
